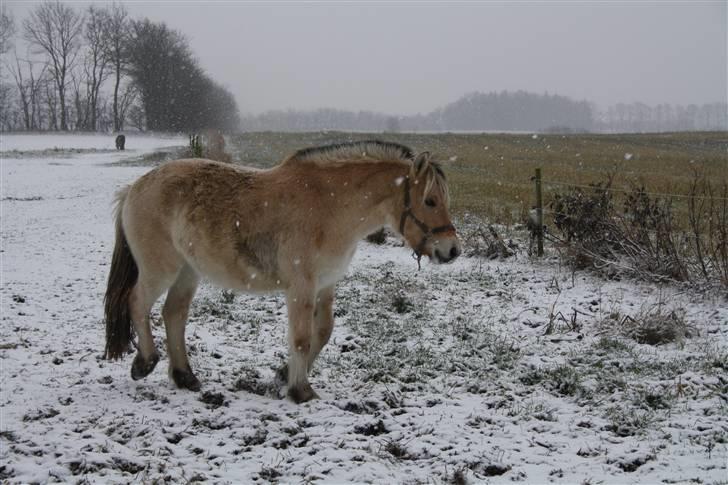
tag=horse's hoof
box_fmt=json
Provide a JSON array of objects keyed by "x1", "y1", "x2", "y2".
[
  {"x1": 172, "y1": 367, "x2": 201, "y2": 391},
  {"x1": 131, "y1": 352, "x2": 159, "y2": 380},
  {"x1": 275, "y1": 364, "x2": 288, "y2": 384},
  {"x1": 288, "y1": 383, "x2": 319, "y2": 404}
]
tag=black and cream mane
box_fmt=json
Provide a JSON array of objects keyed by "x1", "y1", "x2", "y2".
[
  {"x1": 283, "y1": 140, "x2": 448, "y2": 204},
  {"x1": 285, "y1": 140, "x2": 415, "y2": 165}
]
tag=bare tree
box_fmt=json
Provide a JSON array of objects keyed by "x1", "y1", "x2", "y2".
[
  {"x1": 82, "y1": 5, "x2": 110, "y2": 131},
  {"x1": 43, "y1": 77, "x2": 58, "y2": 130},
  {"x1": 104, "y1": 2, "x2": 130, "y2": 132},
  {"x1": 70, "y1": 69, "x2": 86, "y2": 130},
  {"x1": 127, "y1": 102, "x2": 145, "y2": 131},
  {"x1": 117, "y1": 82, "x2": 137, "y2": 130},
  {"x1": 7, "y1": 52, "x2": 47, "y2": 130},
  {"x1": 23, "y1": 1, "x2": 84, "y2": 131},
  {"x1": 0, "y1": 4, "x2": 14, "y2": 55},
  {"x1": 0, "y1": 6, "x2": 15, "y2": 130}
]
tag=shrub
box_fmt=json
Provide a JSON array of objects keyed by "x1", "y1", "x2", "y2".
[{"x1": 548, "y1": 174, "x2": 728, "y2": 289}]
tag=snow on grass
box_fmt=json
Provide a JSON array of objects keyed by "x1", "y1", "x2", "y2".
[
  {"x1": 0, "y1": 132, "x2": 186, "y2": 152},
  {"x1": 1, "y1": 134, "x2": 726, "y2": 483}
]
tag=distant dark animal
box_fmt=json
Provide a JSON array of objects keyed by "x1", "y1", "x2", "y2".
[
  {"x1": 103, "y1": 140, "x2": 461, "y2": 403},
  {"x1": 115, "y1": 135, "x2": 126, "y2": 150}
]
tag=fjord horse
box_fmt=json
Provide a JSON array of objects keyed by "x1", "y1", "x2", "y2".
[{"x1": 104, "y1": 141, "x2": 461, "y2": 402}]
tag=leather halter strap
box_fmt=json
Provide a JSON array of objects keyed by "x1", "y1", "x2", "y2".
[{"x1": 398, "y1": 176, "x2": 455, "y2": 268}]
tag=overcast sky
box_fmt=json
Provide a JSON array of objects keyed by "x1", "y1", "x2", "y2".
[{"x1": 6, "y1": 1, "x2": 727, "y2": 115}]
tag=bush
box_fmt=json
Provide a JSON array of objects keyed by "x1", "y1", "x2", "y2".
[{"x1": 548, "y1": 173, "x2": 728, "y2": 289}]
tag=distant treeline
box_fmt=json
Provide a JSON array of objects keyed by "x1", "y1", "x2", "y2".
[
  {"x1": 241, "y1": 92, "x2": 728, "y2": 134},
  {"x1": 596, "y1": 102, "x2": 727, "y2": 133},
  {"x1": 0, "y1": 2, "x2": 240, "y2": 133}
]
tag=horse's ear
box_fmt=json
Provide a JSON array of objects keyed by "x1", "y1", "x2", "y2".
[{"x1": 414, "y1": 152, "x2": 431, "y2": 175}]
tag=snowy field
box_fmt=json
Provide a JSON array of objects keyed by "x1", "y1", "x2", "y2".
[
  {"x1": 1, "y1": 132, "x2": 186, "y2": 153},
  {"x1": 1, "y1": 134, "x2": 726, "y2": 483}
]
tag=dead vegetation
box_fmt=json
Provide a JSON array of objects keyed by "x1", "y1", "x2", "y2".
[
  {"x1": 184, "y1": 131, "x2": 233, "y2": 162},
  {"x1": 463, "y1": 225, "x2": 516, "y2": 259},
  {"x1": 547, "y1": 172, "x2": 728, "y2": 290},
  {"x1": 599, "y1": 304, "x2": 695, "y2": 346}
]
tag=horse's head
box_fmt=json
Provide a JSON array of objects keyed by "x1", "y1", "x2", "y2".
[{"x1": 397, "y1": 152, "x2": 461, "y2": 265}]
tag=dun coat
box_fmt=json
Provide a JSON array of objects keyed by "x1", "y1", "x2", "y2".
[{"x1": 104, "y1": 140, "x2": 461, "y2": 402}]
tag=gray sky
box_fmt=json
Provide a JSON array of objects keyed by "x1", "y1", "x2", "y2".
[{"x1": 7, "y1": 1, "x2": 727, "y2": 115}]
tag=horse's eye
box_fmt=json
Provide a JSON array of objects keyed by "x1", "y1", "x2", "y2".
[{"x1": 425, "y1": 198, "x2": 437, "y2": 207}]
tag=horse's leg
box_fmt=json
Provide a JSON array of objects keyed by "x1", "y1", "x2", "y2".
[
  {"x1": 285, "y1": 285, "x2": 317, "y2": 403},
  {"x1": 276, "y1": 285, "x2": 334, "y2": 384},
  {"x1": 308, "y1": 285, "x2": 335, "y2": 373},
  {"x1": 129, "y1": 271, "x2": 169, "y2": 380},
  {"x1": 162, "y1": 264, "x2": 201, "y2": 391}
]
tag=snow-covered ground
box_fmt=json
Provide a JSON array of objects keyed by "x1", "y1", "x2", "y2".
[
  {"x1": 1, "y1": 135, "x2": 726, "y2": 483},
  {"x1": 1, "y1": 132, "x2": 186, "y2": 152}
]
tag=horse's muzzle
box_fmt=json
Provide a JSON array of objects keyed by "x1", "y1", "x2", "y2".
[{"x1": 433, "y1": 239, "x2": 462, "y2": 264}]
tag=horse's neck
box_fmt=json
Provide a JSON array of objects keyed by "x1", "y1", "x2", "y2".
[{"x1": 337, "y1": 162, "x2": 408, "y2": 237}]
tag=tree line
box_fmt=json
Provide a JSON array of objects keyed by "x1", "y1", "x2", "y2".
[
  {"x1": 0, "y1": 2, "x2": 239, "y2": 133},
  {"x1": 595, "y1": 102, "x2": 727, "y2": 133},
  {"x1": 242, "y1": 92, "x2": 727, "y2": 133}
]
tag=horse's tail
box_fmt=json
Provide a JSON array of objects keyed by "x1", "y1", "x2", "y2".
[{"x1": 104, "y1": 186, "x2": 138, "y2": 360}]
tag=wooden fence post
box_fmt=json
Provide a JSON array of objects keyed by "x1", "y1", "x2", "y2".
[{"x1": 535, "y1": 168, "x2": 544, "y2": 257}]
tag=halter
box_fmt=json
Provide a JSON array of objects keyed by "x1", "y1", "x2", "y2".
[{"x1": 398, "y1": 176, "x2": 455, "y2": 269}]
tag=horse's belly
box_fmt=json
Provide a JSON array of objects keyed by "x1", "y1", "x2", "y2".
[
  {"x1": 196, "y1": 256, "x2": 283, "y2": 293},
  {"x1": 316, "y1": 247, "x2": 356, "y2": 290}
]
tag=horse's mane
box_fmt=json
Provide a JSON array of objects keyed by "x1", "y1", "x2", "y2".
[
  {"x1": 283, "y1": 139, "x2": 449, "y2": 204},
  {"x1": 283, "y1": 140, "x2": 415, "y2": 165}
]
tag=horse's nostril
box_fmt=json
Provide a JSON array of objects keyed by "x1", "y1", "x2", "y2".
[{"x1": 450, "y1": 246, "x2": 460, "y2": 259}]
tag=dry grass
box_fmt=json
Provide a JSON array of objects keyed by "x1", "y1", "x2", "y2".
[{"x1": 227, "y1": 131, "x2": 727, "y2": 226}]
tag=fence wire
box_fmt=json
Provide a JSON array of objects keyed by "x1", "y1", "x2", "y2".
[{"x1": 542, "y1": 180, "x2": 728, "y2": 201}]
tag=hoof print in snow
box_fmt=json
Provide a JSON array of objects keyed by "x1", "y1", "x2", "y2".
[
  {"x1": 338, "y1": 400, "x2": 380, "y2": 414},
  {"x1": 0, "y1": 465, "x2": 14, "y2": 480},
  {"x1": 23, "y1": 408, "x2": 60, "y2": 422},
  {"x1": 199, "y1": 391, "x2": 226, "y2": 409},
  {"x1": 470, "y1": 462, "x2": 511, "y2": 477},
  {"x1": 166, "y1": 433, "x2": 184, "y2": 444},
  {"x1": 384, "y1": 440, "x2": 413, "y2": 460},
  {"x1": 354, "y1": 419, "x2": 388, "y2": 436},
  {"x1": 609, "y1": 453, "x2": 655, "y2": 473},
  {"x1": 230, "y1": 377, "x2": 273, "y2": 397},
  {"x1": 258, "y1": 466, "x2": 281, "y2": 482}
]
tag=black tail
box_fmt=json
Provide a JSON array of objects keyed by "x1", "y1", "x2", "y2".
[{"x1": 104, "y1": 187, "x2": 138, "y2": 359}]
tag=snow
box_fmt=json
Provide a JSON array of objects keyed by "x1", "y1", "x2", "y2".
[
  {"x1": 0, "y1": 132, "x2": 186, "y2": 152},
  {"x1": 1, "y1": 134, "x2": 726, "y2": 483}
]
